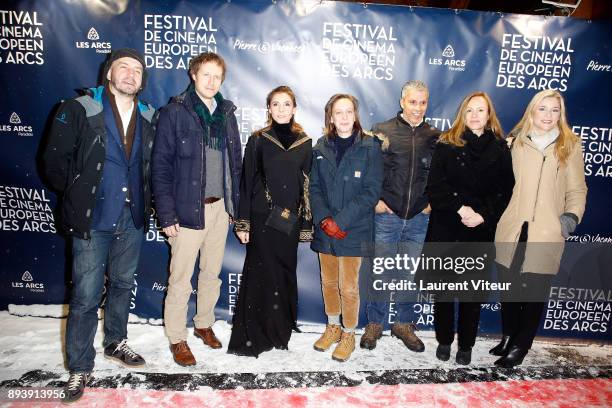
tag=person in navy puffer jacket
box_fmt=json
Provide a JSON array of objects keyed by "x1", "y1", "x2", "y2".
[
  {"x1": 152, "y1": 52, "x2": 242, "y2": 367},
  {"x1": 310, "y1": 93, "x2": 383, "y2": 362}
]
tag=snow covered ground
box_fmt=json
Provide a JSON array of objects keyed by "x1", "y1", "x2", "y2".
[{"x1": 0, "y1": 304, "x2": 610, "y2": 385}]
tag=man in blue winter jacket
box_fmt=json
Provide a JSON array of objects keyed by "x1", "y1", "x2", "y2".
[
  {"x1": 152, "y1": 52, "x2": 242, "y2": 367},
  {"x1": 43, "y1": 48, "x2": 156, "y2": 403}
]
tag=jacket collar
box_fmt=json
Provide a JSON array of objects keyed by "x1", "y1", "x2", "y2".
[
  {"x1": 173, "y1": 88, "x2": 237, "y2": 116},
  {"x1": 527, "y1": 128, "x2": 559, "y2": 152},
  {"x1": 82, "y1": 86, "x2": 154, "y2": 117},
  {"x1": 261, "y1": 129, "x2": 310, "y2": 151},
  {"x1": 317, "y1": 131, "x2": 373, "y2": 148},
  {"x1": 518, "y1": 130, "x2": 557, "y2": 155},
  {"x1": 397, "y1": 111, "x2": 428, "y2": 130},
  {"x1": 315, "y1": 131, "x2": 372, "y2": 163}
]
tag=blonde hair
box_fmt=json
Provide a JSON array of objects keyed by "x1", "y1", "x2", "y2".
[
  {"x1": 510, "y1": 89, "x2": 578, "y2": 165},
  {"x1": 439, "y1": 91, "x2": 504, "y2": 147}
]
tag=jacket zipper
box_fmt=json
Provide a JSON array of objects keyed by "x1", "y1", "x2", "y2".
[
  {"x1": 531, "y1": 155, "x2": 546, "y2": 221},
  {"x1": 84, "y1": 134, "x2": 100, "y2": 165},
  {"x1": 199, "y1": 125, "x2": 205, "y2": 228},
  {"x1": 336, "y1": 138, "x2": 353, "y2": 209},
  {"x1": 66, "y1": 173, "x2": 81, "y2": 192},
  {"x1": 334, "y1": 145, "x2": 345, "y2": 257},
  {"x1": 68, "y1": 133, "x2": 101, "y2": 191},
  {"x1": 226, "y1": 106, "x2": 234, "y2": 210},
  {"x1": 179, "y1": 96, "x2": 207, "y2": 228},
  {"x1": 405, "y1": 128, "x2": 416, "y2": 219}
]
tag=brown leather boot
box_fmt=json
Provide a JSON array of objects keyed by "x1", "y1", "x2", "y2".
[
  {"x1": 360, "y1": 323, "x2": 383, "y2": 350},
  {"x1": 391, "y1": 322, "x2": 425, "y2": 352},
  {"x1": 170, "y1": 341, "x2": 196, "y2": 366},
  {"x1": 194, "y1": 327, "x2": 222, "y2": 349}
]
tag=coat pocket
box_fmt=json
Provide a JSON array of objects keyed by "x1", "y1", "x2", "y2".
[
  {"x1": 348, "y1": 158, "x2": 366, "y2": 183},
  {"x1": 178, "y1": 136, "x2": 195, "y2": 158},
  {"x1": 341, "y1": 158, "x2": 365, "y2": 200}
]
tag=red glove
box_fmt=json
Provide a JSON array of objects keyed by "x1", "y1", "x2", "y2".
[{"x1": 320, "y1": 217, "x2": 347, "y2": 240}]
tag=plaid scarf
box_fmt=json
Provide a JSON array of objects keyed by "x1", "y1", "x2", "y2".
[{"x1": 189, "y1": 84, "x2": 226, "y2": 151}]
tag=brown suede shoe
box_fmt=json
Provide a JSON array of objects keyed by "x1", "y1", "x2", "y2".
[
  {"x1": 194, "y1": 327, "x2": 222, "y2": 349},
  {"x1": 360, "y1": 323, "x2": 383, "y2": 350},
  {"x1": 332, "y1": 331, "x2": 356, "y2": 362},
  {"x1": 170, "y1": 341, "x2": 196, "y2": 366},
  {"x1": 391, "y1": 322, "x2": 425, "y2": 352},
  {"x1": 313, "y1": 324, "x2": 342, "y2": 352}
]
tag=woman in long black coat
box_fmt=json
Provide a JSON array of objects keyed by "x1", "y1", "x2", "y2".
[
  {"x1": 422, "y1": 91, "x2": 514, "y2": 365},
  {"x1": 228, "y1": 86, "x2": 312, "y2": 357}
]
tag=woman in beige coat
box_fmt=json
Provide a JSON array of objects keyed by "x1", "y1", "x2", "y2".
[{"x1": 492, "y1": 89, "x2": 587, "y2": 368}]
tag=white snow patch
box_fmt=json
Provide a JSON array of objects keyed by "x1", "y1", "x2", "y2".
[
  {"x1": 147, "y1": 318, "x2": 163, "y2": 326},
  {"x1": 8, "y1": 304, "x2": 68, "y2": 318},
  {"x1": 0, "y1": 311, "x2": 609, "y2": 385},
  {"x1": 128, "y1": 313, "x2": 149, "y2": 324},
  {"x1": 344, "y1": 371, "x2": 365, "y2": 382}
]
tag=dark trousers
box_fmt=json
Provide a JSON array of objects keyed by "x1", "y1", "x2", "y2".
[
  {"x1": 498, "y1": 264, "x2": 552, "y2": 349},
  {"x1": 66, "y1": 205, "x2": 143, "y2": 373},
  {"x1": 434, "y1": 301, "x2": 481, "y2": 349},
  {"x1": 498, "y1": 223, "x2": 553, "y2": 350}
]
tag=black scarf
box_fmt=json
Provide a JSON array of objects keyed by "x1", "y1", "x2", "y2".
[
  {"x1": 463, "y1": 129, "x2": 495, "y2": 157},
  {"x1": 461, "y1": 129, "x2": 498, "y2": 176}
]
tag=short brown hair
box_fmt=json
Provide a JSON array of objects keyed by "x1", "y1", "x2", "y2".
[
  {"x1": 323, "y1": 94, "x2": 363, "y2": 138},
  {"x1": 188, "y1": 52, "x2": 226, "y2": 82}
]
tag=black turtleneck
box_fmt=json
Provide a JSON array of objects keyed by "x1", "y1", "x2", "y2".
[
  {"x1": 334, "y1": 130, "x2": 357, "y2": 165},
  {"x1": 272, "y1": 120, "x2": 296, "y2": 150}
]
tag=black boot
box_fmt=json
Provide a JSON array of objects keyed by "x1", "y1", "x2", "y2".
[
  {"x1": 494, "y1": 346, "x2": 528, "y2": 368},
  {"x1": 489, "y1": 335, "x2": 512, "y2": 356},
  {"x1": 456, "y1": 347, "x2": 472, "y2": 365},
  {"x1": 436, "y1": 344, "x2": 451, "y2": 361}
]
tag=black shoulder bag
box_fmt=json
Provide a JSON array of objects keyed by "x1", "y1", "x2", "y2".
[{"x1": 256, "y1": 136, "x2": 300, "y2": 235}]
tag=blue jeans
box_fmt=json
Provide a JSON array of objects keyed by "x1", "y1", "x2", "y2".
[
  {"x1": 365, "y1": 211, "x2": 429, "y2": 325},
  {"x1": 66, "y1": 205, "x2": 143, "y2": 373}
]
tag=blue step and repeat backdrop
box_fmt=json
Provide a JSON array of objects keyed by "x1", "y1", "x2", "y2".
[{"x1": 1, "y1": 0, "x2": 611, "y2": 341}]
